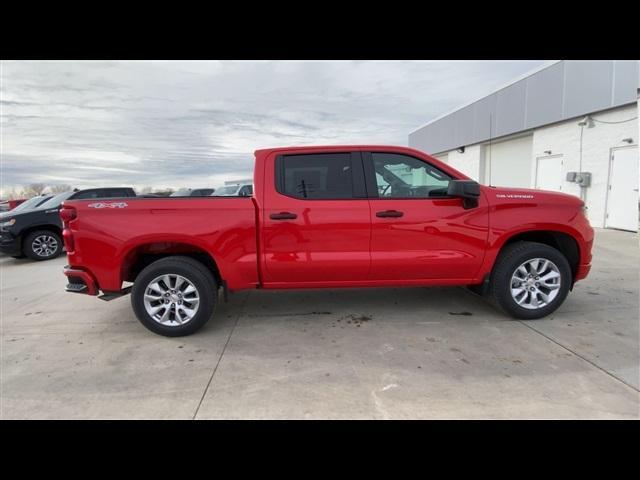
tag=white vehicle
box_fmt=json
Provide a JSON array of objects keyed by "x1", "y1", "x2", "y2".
[{"x1": 213, "y1": 184, "x2": 253, "y2": 197}]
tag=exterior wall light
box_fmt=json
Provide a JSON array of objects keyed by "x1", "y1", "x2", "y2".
[
  {"x1": 577, "y1": 116, "x2": 595, "y2": 128},
  {"x1": 457, "y1": 146, "x2": 465, "y2": 153}
]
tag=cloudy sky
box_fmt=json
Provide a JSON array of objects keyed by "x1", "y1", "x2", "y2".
[{"x1": 1, "y1": 60, "x2": 547, "y2": 195}]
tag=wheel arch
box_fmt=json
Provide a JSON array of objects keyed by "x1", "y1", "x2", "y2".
[
  {"x1": 495, "y1": 230, "x2": 580, "y2": 282},
  {"x1": 120, "y1": 241, "x2": 223, "y2": 288}
]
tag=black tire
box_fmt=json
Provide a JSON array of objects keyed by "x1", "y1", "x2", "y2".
[
  {"x1": 489, "y1": 241, "x2": 572, "y2": 320},
  {"x1": 131, "y1": 256, "x2": 217, "y2": 337},
  {"x1": 23, "y1": 230, "x2": 63, "y2": 261}
]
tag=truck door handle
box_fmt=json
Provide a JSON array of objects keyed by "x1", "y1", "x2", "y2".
[
  {"x1": 270, "y1": 212, "x2": 297, "y2": 220},
  {"x1": 376, "y1": 210, "x2": 404, "y2": 218}
]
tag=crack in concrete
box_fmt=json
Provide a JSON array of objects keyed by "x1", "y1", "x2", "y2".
[
  {"x1": 517, "y1": 320, "x2": 639, "y2": 393},
  {"x1": 191, "y1": 292, "x2": 249, "y2": 420}
]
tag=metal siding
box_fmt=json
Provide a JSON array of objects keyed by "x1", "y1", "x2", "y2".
[
  {"x1": 437, "y1": 115, "x2": 456, "y2": 154},
  {"x1": 454, "y1": 105, "x2": 475, "y2": 147},
  {"x1": 408, "y1": 130, "x2": 424, "y2": 152},
  {"x1": 495, "y1": 81, "x2": 527, "y2": 137},
  {"x1": 472, "y1": 94, "x2": 497, "y2": 143},
  {"x1": 524, "y1": 61, "x2": 564, "y2": 129},
  {"x1": 563, "y1": 61, "x2": 614, "y2": 118},
  {"x1": 613, "y1": 61, "x2": 639, "y2": 105},
  {"x1": 410, "y1": 61, "x2": 637, "y2": 154}
]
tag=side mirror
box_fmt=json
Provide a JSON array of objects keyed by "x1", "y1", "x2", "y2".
[{"x1": 447, "y1": 180, "x2": 480, "y2": 209}]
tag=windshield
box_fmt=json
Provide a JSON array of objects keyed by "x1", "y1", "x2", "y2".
[
  {"x1": 12, "y1": 196, "x2": 52, "y2": 212},
  {"x1": 38, "y1": 191, "x2": 74, "y2": 209},
  {"x1": 170, "y1": 189, "x2": 191, "y2": 197},
  {"x1": 214, "y1": 186, "x2": 240, "y2": 195}
]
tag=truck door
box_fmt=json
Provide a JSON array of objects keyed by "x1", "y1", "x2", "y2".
[
  {"x1": 261, "y1": 151, "x2": 371, "y2": 285},
  {"x1": 364, "y1": 151, "x2": 488, "y2": 281}
]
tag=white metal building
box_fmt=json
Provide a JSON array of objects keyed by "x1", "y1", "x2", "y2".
[{"x1": 409, "y1": 60, "x2": 639, "y2": 232}]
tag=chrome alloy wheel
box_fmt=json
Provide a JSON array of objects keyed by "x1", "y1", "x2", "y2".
[
  {"x1": 143, "y1": 274, "x2": 200, "y2": 326},
  {"x1": 510, "y1": 258, "x2": 561, "y2": 310},
  {"x1": 31, "y1": 234, "x2": 58, "y2": 257}
]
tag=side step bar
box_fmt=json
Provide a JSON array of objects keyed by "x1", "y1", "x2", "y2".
[
  {"x1": 66, "y1": 282, "x2": 88, "y2": 293},
  {"x1": 63, "y1": 265, "x2": 98, "y2": 296},
  {"x1": 98, "y1": 286, "x2": 132, "y2": 302}
]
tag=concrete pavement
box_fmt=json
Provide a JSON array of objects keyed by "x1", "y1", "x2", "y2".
[{"x1": 1, "y1": 228, "x2": 638, "y2": 419}]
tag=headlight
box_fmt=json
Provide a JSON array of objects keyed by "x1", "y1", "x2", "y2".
[{"x1": 0, "y1": 218, "x2": 16, "y2": 228}]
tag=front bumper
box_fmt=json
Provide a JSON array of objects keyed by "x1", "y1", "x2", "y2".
[
  {"x1": 63, "y1": 265, "x2": 99, "y2": 296},
  {"x1": 0, "y1": 232, "x2": 21, "y2": 256}
]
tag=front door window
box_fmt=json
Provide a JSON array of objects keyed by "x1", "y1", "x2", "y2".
[{"x1": 372, "y1": 153, "x2": 451, "y2": 198}]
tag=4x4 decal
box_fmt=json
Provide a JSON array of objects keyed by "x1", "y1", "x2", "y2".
[{"x1": 87, "y1": 202, "x2": 129, "y2": 209}]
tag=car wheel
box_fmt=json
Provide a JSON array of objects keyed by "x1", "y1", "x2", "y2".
[
  {"x1": 23, "y1": 230, "x2": 63, "y2": 261},
  {"x1": 489, "y1": 241, "x2": 571, "y2": 320},
  {"x1": 131, "y1": 256, "x2": 217, "y2": 337}
]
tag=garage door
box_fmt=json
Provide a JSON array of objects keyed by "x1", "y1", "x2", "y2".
[
  {"x1": 484, "y1": 135, "x2": 533, "y2": 187},
  {"x1": 606, "y1": 146, "x2": 639, "y2": 232},
  {"x1": 535, "y1": 155, "x2": 564, "y2": 192}
]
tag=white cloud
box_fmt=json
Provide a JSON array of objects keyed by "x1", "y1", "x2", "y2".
[{"x1": 1, "y1": 60, "x2": 546, "y2": 194}]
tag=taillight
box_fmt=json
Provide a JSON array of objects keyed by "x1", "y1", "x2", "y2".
[
  {"x1": 63, "y1": 228, "x2": 75, "y2": 253},
  {"x1": 60, "y1": 207, "x2": 77, "y2": 227},
  {"x1": 60, "y1": 207, "x2": 77, "y2": 253}
]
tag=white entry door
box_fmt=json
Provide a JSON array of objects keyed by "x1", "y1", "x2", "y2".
[
  {"x1": 535, "y1": 155, "x2": 564, "y2": 192},
  {"x1": 606, "y1": 146, "x2": 639, "y2": 232}
]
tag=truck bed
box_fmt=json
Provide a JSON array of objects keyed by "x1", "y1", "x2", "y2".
[{"x1": 63, "y1": 197, "x2": 259, "y2": 292}]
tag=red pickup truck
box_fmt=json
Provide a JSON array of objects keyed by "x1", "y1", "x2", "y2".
[{"x1": 61, "y1": 146, "x2": 593, "y2": 336}]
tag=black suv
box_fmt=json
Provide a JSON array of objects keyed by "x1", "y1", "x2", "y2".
[{"x1": 0, "y1": 187, "x2": 136, "y2": 261}]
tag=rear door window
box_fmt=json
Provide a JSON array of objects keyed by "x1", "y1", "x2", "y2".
[
  {"x1": 72, "y1": 189, "x2": 129, "y2": 199},
  {"x1": 70, "y1": 190, "x2": 97, "y2": 200},
  {"x1": 192, "y1": 189, "x2": 214, "y2": 196},
  {"x1": 277, "y1": 153, "x2": 364, "y2": 199}
]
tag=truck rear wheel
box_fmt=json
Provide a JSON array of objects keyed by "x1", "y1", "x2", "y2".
[
  {"x1": 131, "y1": 256, "x2": 217, "y2": 337},
  {"x1": 489, "y1": 241, "x2": 571, "y2": 320}
]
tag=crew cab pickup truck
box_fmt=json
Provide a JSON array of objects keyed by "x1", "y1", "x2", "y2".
[{"x1": 61, "y1": 146, "x2": 593, "y2": 337}]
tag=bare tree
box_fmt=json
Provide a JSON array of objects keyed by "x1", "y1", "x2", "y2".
[
  {"x1": 5, "y1": 188, "x2": 20, "y2": 200},
  {"x1": 49, "y1": 184, "x2": 72, "y2": 194},
  {"x1": 25, "y1": 183, "x2": 47, "y2": 197}
]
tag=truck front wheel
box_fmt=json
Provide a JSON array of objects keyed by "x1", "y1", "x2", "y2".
[
  {"x1": 131, "y1": 256, "x2": 217, "y2": 337},
  {"x1": 489, "y1": 241, "x2": 572, "y2": 320},
  {"x1": 23, "y1": 230, "x2": 63, "y2": 261}
]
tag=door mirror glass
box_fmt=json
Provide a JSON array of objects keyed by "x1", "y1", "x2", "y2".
[{"x1": 447, "y1": 180, "x2": 480, "y2": 209}]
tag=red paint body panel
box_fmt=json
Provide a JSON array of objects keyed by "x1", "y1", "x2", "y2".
[
  {"x1": 62, "y1": 145, "x2": 593, "y2": 296},
  {"x1": 368, "y1": 196, "x2": 488, "y2": 281},
  {"x1": 477, "y1": 186, "x2": 594, "y2": 281},
  {"x1": 63, "y1": 266, "x2": 99, "y2": 295},
  {"x1": 63, "y1": 198, "x2": 258, "y2": 291},
  {"x1": 259, "y1": 150, "x2": 371, "y2": 283}
]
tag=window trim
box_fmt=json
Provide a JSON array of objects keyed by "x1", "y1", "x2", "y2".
[
  {"x1": 275, "y1": 151, "x2": 367, "y2": 200},
  {"x1": 363, "y1": 151, "x2": 457, "y2": 200}
]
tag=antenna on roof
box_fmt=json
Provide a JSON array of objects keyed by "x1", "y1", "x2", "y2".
[{"x1": 488, "y1": 113, "x2": 493, "y2": 186}]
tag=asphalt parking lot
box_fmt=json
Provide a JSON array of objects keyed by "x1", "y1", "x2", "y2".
[{"x1": 1, "y1": 228, "x2": 638, "y2": 419}]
